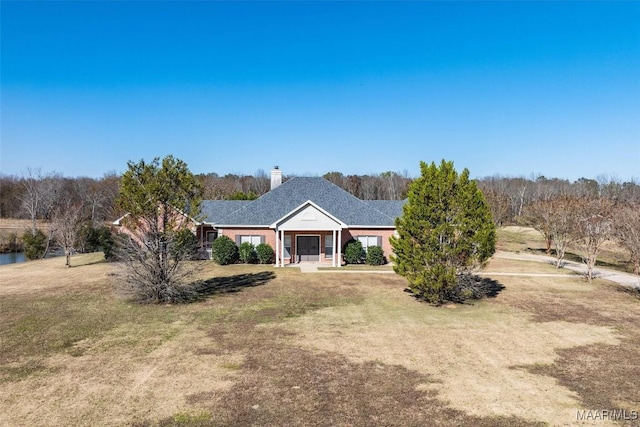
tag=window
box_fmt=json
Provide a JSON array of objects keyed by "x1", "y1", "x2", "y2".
[
  {"x1": 357, "y1": 235, "x2": 382, "y2": 252},
  {"x1": 284, "y1": 235, "x2": 291, "y2": 258},
  {"x1": 236, "y1": 235, "x2": 264, "y2": 246},
  {"x1": 324, "y1": 234, "x2": 333, "y2": 258},
  {"x1": 206, "y1": 231, "x2": 217, "y2": 248}
]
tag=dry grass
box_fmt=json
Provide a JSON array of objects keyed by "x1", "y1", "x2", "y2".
[
  {"x1": 0, "y1": 218, "x2": 51, "y2": 235},
  {"x1": 277, "y1": 279, "x2": 625, "y2": 425},
  {"x1": 498, "y1": 226, "x2": 636, "y2": 274},
  {"x1": 1, "y1": 249, "x2": 639, "y2": 426},
  {"x1": 484, "y1": 256, "x2": 580, "y2": 275},
  {"x1": 496, "y1": 226, "x2": 546, "y2": 253},
  {"x1": 494, "y1": 278, "x2": 640, "y2": 417}
]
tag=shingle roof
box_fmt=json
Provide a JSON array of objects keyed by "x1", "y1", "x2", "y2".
[
  {"x1": 204, "y1": 177, "x2": 404, "y2": 227},
  {"x1": 363, "y1": 200, "x2": 405, "y2": 221},
  {"x1": 200, "y1": 200, "x2": 252, "y2": 224}
]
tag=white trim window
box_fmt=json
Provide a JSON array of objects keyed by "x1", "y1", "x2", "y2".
[
  {"x1": 283, "y1": 234, "x2": 292, "y2": 258},
  {"x1": 356, "y1": 235, "x2": 382, "y2": 252},
  {"x1": 324, "y1": 234, "x2": 333, "y2": 258},
  {"x1": 236, "y1": 235, "x2": 264, "y2": 246}
]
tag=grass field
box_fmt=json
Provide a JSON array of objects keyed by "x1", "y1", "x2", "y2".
[
  {"x1": 0, "y1": 218, "x2": 52, "y2": 252},
  {"x1": 1, "y1": 236, "x2": 639, "y2": 426},
  {"x1": 0, "y1": 218, "x2": 51, "y2": 237},
  {"x1": 497, "y1": 226, "x2": 636, "y2": 274}
]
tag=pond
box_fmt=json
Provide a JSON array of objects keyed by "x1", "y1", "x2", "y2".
[{"x1": 0, "y1": 252, "x2": 26, "y2": 266}]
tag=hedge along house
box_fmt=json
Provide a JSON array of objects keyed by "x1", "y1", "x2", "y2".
[{"x1": 198, "y1": 168, "x2": 405, "y2": 267}]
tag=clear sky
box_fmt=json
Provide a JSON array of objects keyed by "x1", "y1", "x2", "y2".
[{"x1": 1, "y1": 1, "x2": 639, "y2": 181}]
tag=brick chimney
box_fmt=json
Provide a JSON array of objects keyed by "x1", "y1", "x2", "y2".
[{"x1": 270, "y1": 166, "x2": 282, "y2": 190}]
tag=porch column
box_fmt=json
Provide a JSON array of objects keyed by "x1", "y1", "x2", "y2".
[
  {"x1": 331, "y1": 229, "x2": 337, "y2": 267},
  {"x1": 337, "y1": 229, "x2": 342, "y2": 267},
  {"x1": 275, "y1": 226, "x2": 279, "y2": 267},
  {"x1": 280, "y1": 229, "x2": 285, "y2": 268}
]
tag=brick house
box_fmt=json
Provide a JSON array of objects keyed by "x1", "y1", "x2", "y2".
[{"x1": 198, "y1": 168, "x2": 405, "y2": 267}]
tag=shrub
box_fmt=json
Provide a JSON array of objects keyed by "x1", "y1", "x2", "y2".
[
  {"x1": 97, "y1": 226, "x2": 115, "y2": 261},
  {"x1": 211, "y1": 235, "x2": 238, "y2": 265},
  {"x1": 238, "y1": 241, "x2": 257, "y2": 264},
  {"x1": 366, "y1": 245, "x2": 385, "y2": 265},
  {"x1": 76, "y1": 224, "x2": 115, "y2": 260},
  {"x1": 77, "y1": 223, "x2": 99, "y2": 253},
  {"x1": 22, "y1": 229, "x2": 47, "y2": 260},
  {"x1": 344, "y1": 239, "x2": 365, "y2": 264},
  {"x1": 255, "y1": 243, "x2": 274, "y2": 264}
]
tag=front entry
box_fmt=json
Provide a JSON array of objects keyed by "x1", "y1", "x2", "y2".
[{"x1": 297, "y1": 235, "x2": 320, "y2": 262}]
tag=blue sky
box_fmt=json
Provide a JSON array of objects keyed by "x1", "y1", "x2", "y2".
[{"x1": 1, "y1": 1, "x2": 639, "y2": 181}]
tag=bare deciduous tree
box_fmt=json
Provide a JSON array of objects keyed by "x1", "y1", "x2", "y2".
[
  {"x1": 251, "y1": 169, "x2": 270, "y2": 194},
  {"x1": 38, "y1": 173, "x2": 64, "y2": 221},
  {"x1": 613, "y1": 203, "x2": 640, "y2": 276},
  {"x1": 360, "y1": 175, "x2": 379, "y2": 200},
  {"x1": 573, "y1": 197, "x2": 615, "y2": 282},
  {"x1": 18, "y1": 167, "x2": 44, "y2": 235},
  {"x1": 52, "y1": 201, "x2": 83, "y2": 267},
  {"x1": 522, "y1": 199, "x2": 555, "y2": 255},
  {"x1": 548, "y1": 197, "x2": 579, "y2": 268}
]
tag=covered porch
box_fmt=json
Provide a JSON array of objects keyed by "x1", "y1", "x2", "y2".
[{"x1": 271, "y1": 201, "x2": 346, "y2": 268}]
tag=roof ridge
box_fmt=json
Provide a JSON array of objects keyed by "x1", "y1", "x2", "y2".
[
  {"x1": 313, "y1": 178, "x2": 395, "y2": 221},
  {"x1": 363, "y1": 200, "x2": 404, "y2": 222}
]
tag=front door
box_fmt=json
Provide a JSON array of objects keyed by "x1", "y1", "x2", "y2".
[{"x1": 297, "y1": 236, "x2": 320, "y2": 262}]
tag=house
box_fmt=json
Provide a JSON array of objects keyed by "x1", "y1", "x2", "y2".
[{"x1": 198, "y1": 168, "x2": 405, "y2": 267}]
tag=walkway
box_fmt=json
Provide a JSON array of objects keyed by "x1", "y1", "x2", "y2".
[
  {"x1": 492, "y1": 251, "x2": 640, "y2": 289},
  {"x1": 297, "y1": 264, "x2": 319, "y2": 273},
  {"x1": 291, "y1": 264, "x2": 395, "y2": 274}
]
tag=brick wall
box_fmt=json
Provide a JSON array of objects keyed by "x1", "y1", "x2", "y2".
[
  {"x1": 217, "y1": 227, "x2": 397, "y2": 264},
  {"x1": 342, "y1": 228, "x2": 396, "y2": 258}
]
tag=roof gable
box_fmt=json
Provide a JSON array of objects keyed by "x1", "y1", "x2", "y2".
[{"x1": 271, "y1": 200, "x2": 347, "y2": 230}]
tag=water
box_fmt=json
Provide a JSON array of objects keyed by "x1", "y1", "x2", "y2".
[{"x1": 0, "y1": 252, "x2": 26, "y2": 266}]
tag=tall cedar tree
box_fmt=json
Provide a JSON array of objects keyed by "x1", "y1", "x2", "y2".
[
  {"x1": 115, "y1": 156, "x2": 203, "y2": 303},
  {"x1": 391, "y1": 160, "x2": 496, "y2": 304}
]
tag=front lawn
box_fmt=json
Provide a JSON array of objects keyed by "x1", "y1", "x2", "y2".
[{"x1": 0, "y1": 252, "x2": 638, "y2": 426}]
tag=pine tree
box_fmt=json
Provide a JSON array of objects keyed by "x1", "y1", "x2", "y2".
[
  {"x1": 391, "y1": 160, "x2": 496, "y2": 304},
  {"x1": 115, "y1": 155, "x2": 203, "y2": 303}
]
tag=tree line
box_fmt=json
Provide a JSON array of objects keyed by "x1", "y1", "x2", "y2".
[
  {"x1": 0, "y1": 169, "x2": 414, "y2": 222},
  {"x1": 3, "y1": 169, "x2": 638, "y2": 224},
  {"x1": 477, "y1": 174, "x2": 640, "y2": 226},
  {"x1": 1, "y1": 166, "x2": 638, "y2": 275},
  {"x1": 477, "y1": 174, "x2": 640, "y2": 281},
  {"x1": 3, "y1": 169, "x2": 638, "y2": 223},
  {"x1": 0, "y1": 167, "x2": 412, "y2": 259}
]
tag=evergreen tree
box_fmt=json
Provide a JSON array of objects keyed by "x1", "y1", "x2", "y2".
[
  {"x1": 391, "y1": 160, "x2": 496, "y2": 304},
  {"x1": 115, "y1": 155, "x2": 203, "y2": 303}
]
